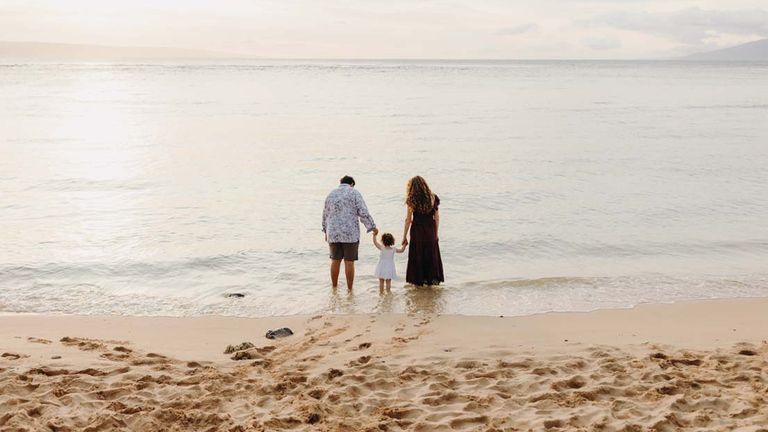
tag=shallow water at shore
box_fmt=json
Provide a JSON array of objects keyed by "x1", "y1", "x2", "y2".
[{"x1": 1, "y1": 60, "x2": 767, "y2": 316}]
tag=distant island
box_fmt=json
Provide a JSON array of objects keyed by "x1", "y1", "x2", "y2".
[
  {"x1": 682, "y1": 38, "x2": 768, "y2": 61},
  {"x1": 0, "y1": 41, "x2": 239, "y2": 60}
]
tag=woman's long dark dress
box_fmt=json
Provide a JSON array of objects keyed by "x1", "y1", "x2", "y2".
[{"x1": 406, "y1": 195, "x2": 444, "y2": 285}]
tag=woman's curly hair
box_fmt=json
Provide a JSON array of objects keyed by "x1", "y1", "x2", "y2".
[{"x1": 406, "y1": 176, "x2": 434, "y2": 214}]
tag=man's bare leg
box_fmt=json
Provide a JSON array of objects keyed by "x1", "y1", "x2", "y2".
[
  {"x1": 330, "y1": 259, "x2": 341, "y2": 287},
  {"x1": 344, "y1": 260, "x2": 355, "y2": 290}
]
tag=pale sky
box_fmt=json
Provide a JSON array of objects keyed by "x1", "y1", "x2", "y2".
[{"x1": 1, "y1": 0, "x2": 767, "y2": 59}]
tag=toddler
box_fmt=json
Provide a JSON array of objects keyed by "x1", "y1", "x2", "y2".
[{"x1": 372, "y1": 232, "x2": 407, "y2": 291}]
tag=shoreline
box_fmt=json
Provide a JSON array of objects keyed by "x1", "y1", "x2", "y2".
[
  {"x1": 3, "y1": 291, "x2": 767, "y2": 319},
  {"x1": 2, "y1": 297, "x2": 768, "y2": 430},
  {"x1": 3, "y1": 297, "x2": 768, "y2": 361}
]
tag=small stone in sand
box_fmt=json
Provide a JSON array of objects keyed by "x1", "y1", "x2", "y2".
[
  {"x1": 224, "y1": 342, "x2": 255, "y2": 354},
  {"x1": 225, "y1": 293, "x2": 246, "y2": 298},
  {"x1": 327, "y1": 368, "x2": 344, "y2": 380},
  {"x1": 307, "y1": 413, "x2": 321, "y2": 424},
  {"x1": 51, "y1": 355, "x2": 62, "y2": 359},
  {"x1": 266, "y1": 328, "x2": 294, "y2": 339}
]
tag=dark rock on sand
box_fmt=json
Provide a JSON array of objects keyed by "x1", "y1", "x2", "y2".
[
  {"x1": 225, "y1": 293, "x2": 246, "y2": 298},
  {"x1": 224, "y1": 342, "x2": 255, "y2": 354},
  {"x1": 266, "y1": 328, "x2": 294, "y2": 339}
]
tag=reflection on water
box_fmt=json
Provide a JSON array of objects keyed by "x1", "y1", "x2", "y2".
[
  {"x1": 404, "y1": 285, "x2": 445, "y2": 315},
  {"x1": 327, "y1": 283, "x2": 446, "y2": 315},
  {"x1": 327, "y1": 286, "x2": 357, "y2": 314},
  {"x1": 375, "y1": 288, "x2": 394, "y2": 314}
]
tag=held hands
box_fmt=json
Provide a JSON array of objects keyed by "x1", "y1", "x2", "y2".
[
  {"x1": 372, "y1": 227, "x2": 379, "y2": 236},
  {"x1": 401, "y1": 238, "x2": 408, "y2": 246}
]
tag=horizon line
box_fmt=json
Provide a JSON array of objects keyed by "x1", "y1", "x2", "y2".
[
  {"x1": 0, "y1": 39, "x2": 700, "y2": 62},
  {"x1": 2, "y1": 39, "x2": 766, "y2": 62}
]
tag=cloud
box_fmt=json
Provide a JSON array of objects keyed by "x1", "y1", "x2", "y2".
[
  {"x1": 497, "y1": 23, "x2": 538, "y2": 36},
  {"x1": 585, "y1": 7, "x2": 768, "y2": 46}
]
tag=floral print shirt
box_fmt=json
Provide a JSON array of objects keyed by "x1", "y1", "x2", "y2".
[{"x1": 322, "y1": 184, "x2": 376, "y2": 243}]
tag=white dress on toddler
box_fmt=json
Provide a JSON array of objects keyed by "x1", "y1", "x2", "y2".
[{"x1": 374, "y1": 247, "x2": 397, "y2": 280}]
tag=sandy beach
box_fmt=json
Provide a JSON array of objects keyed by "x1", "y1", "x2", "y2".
[{"x1": 2, "y1": 298, "x2": 768, "y2": 431}]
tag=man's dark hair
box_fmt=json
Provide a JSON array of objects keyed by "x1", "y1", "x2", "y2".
[{"x1": 340, "y1": 175, "x2": 355, "y2": 186}]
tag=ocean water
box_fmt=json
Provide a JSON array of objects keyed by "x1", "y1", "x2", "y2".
[{"x1": 1, "y1": 60, "x2": 767, "y2": 317}]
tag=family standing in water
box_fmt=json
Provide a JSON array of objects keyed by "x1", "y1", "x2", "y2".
[{"x1": 322, "y1": 175, "x2": 444, "y2": 291}]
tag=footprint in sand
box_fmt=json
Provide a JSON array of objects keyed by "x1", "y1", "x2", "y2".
[
  {"x1": 146, "y1": 353, "x2": 166, "y2": 359},
  {"x1": 392, "y1": 335, "x2": 419, "y2": 345},
  {"x1": 415, "y1": 317, "x2": 432, "y2": 327},
  {"x1": 27, "y1": 367, "x2": 71, "y2": 376},
  {"x1": 449, "y1": 415, "x2": 490, "y2": 428},
  {"x1": 100, "y1": 346, "x2": 134, "y2": 362},
  {"x1": 358, "y1": 342, "x2": 372, "y2": 350},
  {"x1": 327, "y1": 368, "x2": 344, "y2": 380},
  {"x1": 231, "y1": 345, "x2": 277, "y2": 361},
  {"x1": 129, "y1": 352, "x2": 175, "y2": 367},
  {"x1": 1, "y1": 352, "x2": 27, "y2": 360},
  {"x1": 346, "y1": 356, "x2": 372, "y2": 367},
  {"x1": 60, "y1": 336, "x2": 105, "y2": 351},
  {"x1": 101, "y1": 352, "x2": 130, "y2": 362},
  {"x1": 307, "y1": 388, "x2": 325, "y2": 399}
]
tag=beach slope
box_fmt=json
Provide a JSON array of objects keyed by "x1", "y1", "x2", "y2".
[{"x1": 2, "y1": 298, "x2": 768, "y2": 430}]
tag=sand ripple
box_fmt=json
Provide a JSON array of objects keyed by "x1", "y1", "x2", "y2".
[{"x1": 2, "y1": 316, "x2": 768, "y2": 431}]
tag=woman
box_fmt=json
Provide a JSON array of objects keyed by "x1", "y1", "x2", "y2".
[{"x1": 402, "y1": 176, "x2": 444, "y2": 286}]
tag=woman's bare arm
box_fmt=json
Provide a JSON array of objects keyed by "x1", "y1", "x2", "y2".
[
  {"x1": 434, "y1": 209, "x2": 440, "y2": 240},
  {"x1": 402, "y1": 207, "x2": 413, "y2": 245}
]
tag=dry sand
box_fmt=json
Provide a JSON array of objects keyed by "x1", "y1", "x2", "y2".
[{"x1": 2, "y1": 298, "x2": 768, "y2": 431}]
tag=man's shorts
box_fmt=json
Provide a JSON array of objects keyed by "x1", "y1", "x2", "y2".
[{"x1": 329, "y1": 242, "x2": 359, "y2": 261}]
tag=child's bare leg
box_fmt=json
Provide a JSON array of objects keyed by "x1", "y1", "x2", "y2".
[
  {"x1": 385, "y1": 279, "x2": 392, "y2": 290},
  {"x1": 379, "y1": 279, "x2": 385, "y2": 291}
]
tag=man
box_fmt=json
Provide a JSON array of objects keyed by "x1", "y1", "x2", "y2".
[{"x1": 322, "y1": 175, "x2": 377, "y2": 290}]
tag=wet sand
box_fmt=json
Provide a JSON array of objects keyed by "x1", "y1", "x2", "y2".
[{"x1": 2, "y1": 298, "x2": 768, "y2": 431}]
